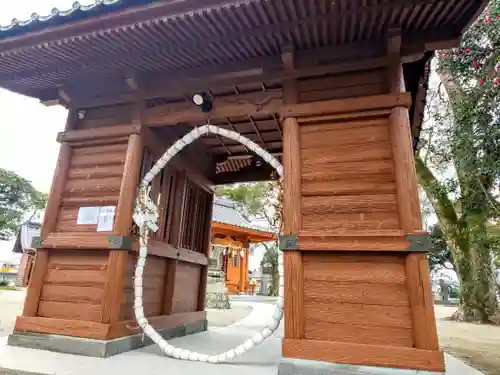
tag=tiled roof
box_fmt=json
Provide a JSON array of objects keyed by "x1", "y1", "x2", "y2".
[
  {"x1": 0, "y1": 0, "x2": 124, "y2": 35},
  {"x1": 212, "y1": 197, "x2": 251, "y2": 229},
  {"x1": 11, "y1": 221, "x2": 42, "y2": 253},
  {"x1": 212, "y1": 197, "x2": 269, "y2": 233}
]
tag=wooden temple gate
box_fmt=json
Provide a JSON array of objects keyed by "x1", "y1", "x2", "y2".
[{"x1": 0, "y1": 0, "x2": 487, "y2": 372}]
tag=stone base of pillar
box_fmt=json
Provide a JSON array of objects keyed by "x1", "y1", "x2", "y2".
[
  {"x1": 278, "y1": 358, "x2": 445, "y2": 375},
  {"x1": 8, "y1": 319, "x2": 207, "y2": 358},
  {"x1": 205, "y1": 268, "x2": 231, "y2": 309}
]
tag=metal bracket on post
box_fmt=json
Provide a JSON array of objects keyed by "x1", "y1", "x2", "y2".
[
  {"x1": 108, "y1": 235, "x2": 133, "y2": 250},
  {"x1": 279, "y1": 234, "x2": 298, "y2": 251},
  {"x1": 31, "y1": 236, "x2": 43, "y2": 249},
  {"x1": 405, "y1": 232, "x2": 431, "y2": 252}
]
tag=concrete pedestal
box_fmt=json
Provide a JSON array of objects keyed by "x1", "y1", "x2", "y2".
[
  {"x1": 205, "y1": 268, "x2": 231, "y2": 309},
  {"x1": 8, "y1": 319, "x2": 207, "y2": 358}
]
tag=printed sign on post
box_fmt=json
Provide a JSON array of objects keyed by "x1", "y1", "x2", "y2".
[
  {"x1": 76, "y1": 207, "x2": 100, "y2": 225},
  {"x1": 97, "y1": 206, "x2": 116, "y2": 232}
]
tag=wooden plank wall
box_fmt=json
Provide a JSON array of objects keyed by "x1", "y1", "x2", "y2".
[
  {"x1": 55, "y1": 140, "x2": 128, "y2": 233},
  {"x1": 121, "y1": 253, "x2": 166, "y2": 320},
  {"x1": 302, "y1": 252, "x2": 413, "y2": 347},
  {"x1": 28, "y1": 134, "x2": 130, "y2": 323},
  {"x1": 75, "y1": 104, "x2": 135, "y2": 129},
  {"x1": 298, "y1": 68, "x2": 386, "y2": 104},
  {"x1": 38, "y1": 250, "x2": 109, "y2": 322},
  {"x1": 299, "y1": 115, "x2": 398, "y2": 235},
  {"x1": 118, "y1": 146, "x2": 213, "y2": 321}
]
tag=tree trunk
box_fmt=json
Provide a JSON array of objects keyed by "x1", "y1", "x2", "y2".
[
  {"x1": 463, "y1": 186, "x2": 499, "y2": 321},
  {"x1": 415, "y1": 155, "x2": 498, "y2": 322}
]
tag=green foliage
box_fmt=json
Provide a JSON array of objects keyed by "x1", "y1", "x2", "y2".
[
  {"x1": 215, "y1": 181, "x2": 281, "y2": 231},
  {"x1": 417, "y1": 1, "x2": 500, "y2": 322},
  {"x1": 0, "y1": 168, "x2": 47, "y2": 241},
  {"x1": 260, "y1": 243, "x2": 279, "y2": 296},
  {"x1": 427, "y1": 224, "x2": 455, "y2": 272}
]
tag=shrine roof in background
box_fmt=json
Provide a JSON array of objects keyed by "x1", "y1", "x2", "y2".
[
  {"x1": 11, "y1": 221, "x2": 42, "y2": 254},
  {"x1": 212, "y1": 197, "x2": 275, "y2": 243}
]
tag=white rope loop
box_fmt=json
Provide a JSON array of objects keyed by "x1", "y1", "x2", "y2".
[{"x1": 133, "y1": 124, "x2": 284, "y2": 363}]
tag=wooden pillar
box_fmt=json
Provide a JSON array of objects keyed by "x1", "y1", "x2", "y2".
[
  {"x1": 282, "y1": 117, "x2": 304, "y2": 339},
  {"x1": 239, "y1": 238, "x2": 249, "y2": 293},
  {"x1": 387, "y1": 36, "x2": 439, "y2": 351},
  {"x1": 162, "y1": 173, "x2": 187, "y2": 315},
  {"x1": 281, "y1": 47, "x2": 304, "y2": 340},
  {"x1": 101, "y1": 134, "x2": 143, "y2": 324},
  {"x1": 197, "y1": 193, "x2": 214, "y2": 311},
  {"x1": 22, "y1": 142, "x2": 72, "y2": 317}
]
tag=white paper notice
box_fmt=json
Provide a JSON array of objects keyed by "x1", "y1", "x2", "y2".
[
  {"x1": 77, "y1": 207, "x2": 100, "y2": 225},
  {"x1": 97, "y1": 206, "x2": 116, "y2": 232}
]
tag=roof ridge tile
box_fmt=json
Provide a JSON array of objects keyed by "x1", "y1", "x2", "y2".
[{"x1": 0, "y1": 0, "x2": 121, "y2": 32}]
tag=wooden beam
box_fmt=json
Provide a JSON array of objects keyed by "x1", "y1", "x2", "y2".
[
  {"x1": 69, "y1": 56, "x2": 389, "y2": 109},
  {"x1": 48, "y1": 28, "x2": 458, "y2": 110},
  {"x1": 138, "y1": 240, "x2": 208, "y2": 266},
  {"x1": 281, "y1": 93, "x2": 411, "y2": 119},
  {"x1": 108, "y1": 311, "x2": 206, "y2": 339},
  {"x1": 14, "y1": 316, "x2": 110, "y2": 340},
  {"x1": 145, "y1": 90, "x2": 283, "y2": 126},
  {"x1": 387, "y1": 31, "x2": 404, "y2": 93},
  {"x1": 283, "y1": 339, "x2": 445, "y2": 372},
  {"x1": 281, "y1": 48, "x2": 298, "y2": 105},
  {"x1": 214, "y1": 150, "x2": 282, "y2": 164},
  {"x1": 31, "y1": 26, "x2": 459, "y2": 109},
  {"x1": 57, "y1": 124, "x2": 141, "y2": 144},
  {"x1": 14, "y1": 311, "x2": 207, "y2": 341}
]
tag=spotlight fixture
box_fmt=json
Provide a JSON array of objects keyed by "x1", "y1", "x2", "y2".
[
  {"x1": 192, "y1": 92, "x2": 213, "y2": 113},
  {"x1": 76, "y1": 109, "x2": 86, "y2": 120}
]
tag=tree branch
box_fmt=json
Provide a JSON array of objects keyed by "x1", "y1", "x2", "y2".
[{"x1": 415, "y1": 155, "x2": 460, "y2": 228}]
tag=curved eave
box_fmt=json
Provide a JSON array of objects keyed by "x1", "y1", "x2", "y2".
[
  {"x1": 212, "y1": 221, "x2": 276, "y2": 243},
  {"x1": 0, "y1": 0, "x2": 153, "y2": 38}
]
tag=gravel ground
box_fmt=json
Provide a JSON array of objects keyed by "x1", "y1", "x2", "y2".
[
  {"x1": 206, "y1": 304, "x2": 253, "y2": 327},
  {"x1": 435, "y1": 305, "x2": 500, "y2": 375},
  {"x1": 0, "y1": 290, "x2": 24, "y2": 338}
]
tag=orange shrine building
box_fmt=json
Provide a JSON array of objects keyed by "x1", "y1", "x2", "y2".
[{"x1": 210, "y1": 197, "x2": 275, "y2": 295}]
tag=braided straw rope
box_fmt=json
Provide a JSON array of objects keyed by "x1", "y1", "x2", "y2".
[{"x1": 133, "y1": 124, "x2": 284, "y2": 363}]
